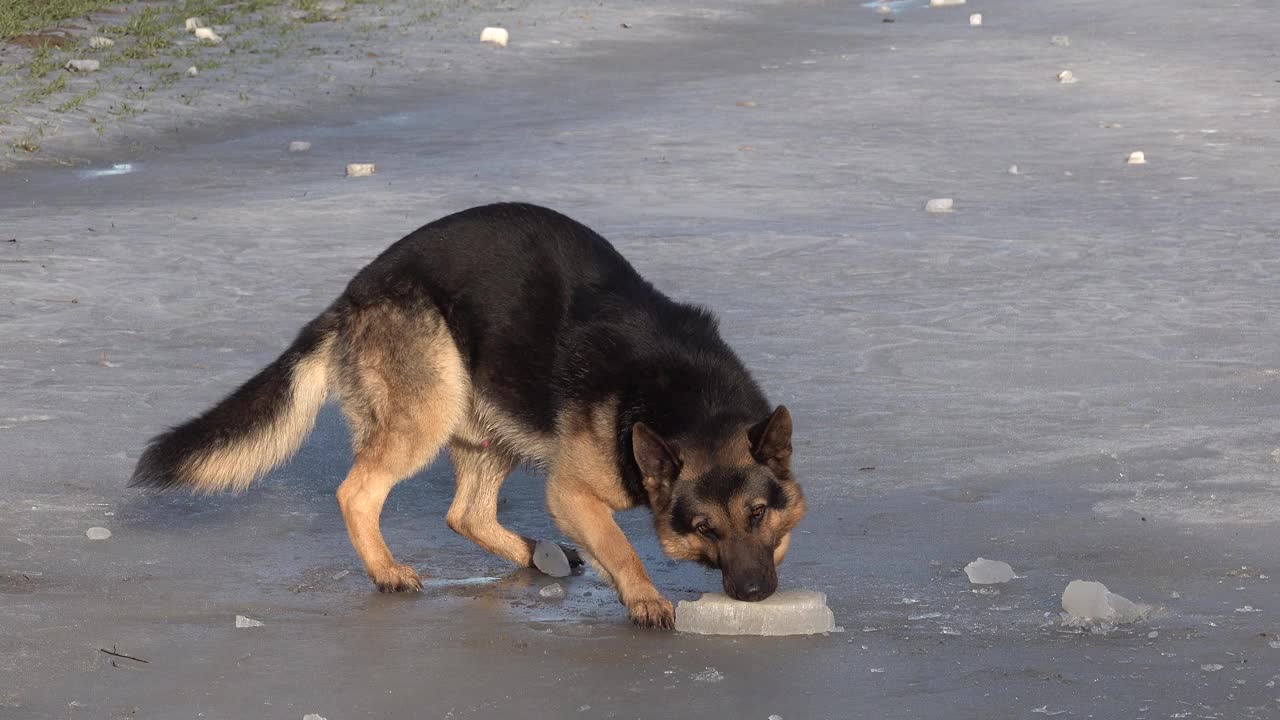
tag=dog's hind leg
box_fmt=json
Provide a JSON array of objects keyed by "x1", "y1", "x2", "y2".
[
  {"x1": 444, "y1": 445, "x2": 537, "y2": 566},
  {"x1": 334, "y1": 304, "x2": 468, "y2": 592}
]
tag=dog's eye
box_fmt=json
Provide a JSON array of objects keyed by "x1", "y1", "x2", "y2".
[
  {"x1": 749, "y1": 505, "x2": 767, "y2": 526},
  {"x1": 695, "y1": 522, "x2": 715, "y2": 539}
]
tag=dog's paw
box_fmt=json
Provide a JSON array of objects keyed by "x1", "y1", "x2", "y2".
[
  {"x1": 371, "y1": 562, "x2": 422, "y2": 593},
  {"x1": 627, "y1": 596, "x2": 675, "y2": 630},
  {"x1": 559, "y1": 544, "x2": 586, "y2": 569}
]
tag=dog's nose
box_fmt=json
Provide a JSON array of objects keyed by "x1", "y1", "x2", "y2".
[{"x1": 732, "y1": 581, "x2": 773, "y2": 602}]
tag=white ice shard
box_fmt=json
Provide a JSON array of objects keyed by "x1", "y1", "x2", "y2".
[
  {"x1": 964, "y1": 557, "x2": 1016, "y2": 584},
  {"x1": 925, "y1": 198, "x2": 954, "y2": 213},
  {"x1": 532, "y1": 540, "x2": 571, "y2": 577},
  {"x1": 235, "y1": 615, "x2": 264, "y2": 628},
  {"x1": 539, "y1": 582, "x2": 565, "y2": 599},
  {"x1": 675, "y1": 590, "x2": 839, "y2": 636},
  {"x1": 480, "y1": 27, "x2": 509, "y2": 47},
  {"x1": 1060, "y1": 580, "x2": 1150, "y2": 626},
  {"x1": 345, "y1": 163, "x2": 376, "y2": 177}
]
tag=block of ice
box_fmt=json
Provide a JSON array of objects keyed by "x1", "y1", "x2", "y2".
[
  {"x1": 235, "y1": 615, "x2": 264, "y2": 628},
  {"x1": 964, "y1": 557, "x2": 1016, "y2": 584},
  {"x1": 1060, "y1": 580, "x2": 1150, "y2": 626},
  {"x1": 85, "y1": 527, "x2": 111, "y2": 540},
  {"x1": 532, "y1": 540, "x2": 571, "y2": 578},
  {"x1": 539, "y1": 582, "x2": 565, "y2": 599},
  {"x1": 675, "y1": 590, "x2": 839, "y2": 636},
  {"x1": 925, "y1": 198, "x2": 954, "y2": 213}
]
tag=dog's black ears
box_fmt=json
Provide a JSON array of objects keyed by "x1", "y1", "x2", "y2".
[
  {"x1": 632, "y1": 422, "x2": 681, "y2": 506},
  {"x1": 749, "y1": 405, "x2": 793, "y2": 476}
]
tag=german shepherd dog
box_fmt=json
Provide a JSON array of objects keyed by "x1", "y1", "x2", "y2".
[{"x1": 131, "y1": 203, "x2": 806, "y2": 628}]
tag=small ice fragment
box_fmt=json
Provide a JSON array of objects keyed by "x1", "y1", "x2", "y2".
[
  {"x1": 345, "y1": 163, "x2": 376, "y2": 177},
  {"x1": 481, "y1": 27, "x2": 509, "y2": 47},
  {"x1": 303, "y1": 715, "x2": 327, "y2": 720},
  {"x1": 289, "y1": 141, "x2": 312, "y2": 152},
  {"x1": 869, "y1": 667, "x2": 885, "y2": 673},
  {"x1": 89, "y1": 36, "x2": 114, "y2": 49},
  {"x1": 909, "y1": 612, "x2": 943, "y2": 620},
  {"x1": 964, "y1": 558, "x2": 1016, "y2": 584},
  {"x1": 331, "y1": 569, "x2": 349, "y2": 580},
  {"x1": 539, "y1": 582, "x2": 565, "y2": 599},
  {"x1": 185, "y1": 17, "x2": 205, "y2": 32},
  {"x1": 1126, "y1": 151, "x2": 1147, "y2": 165},
  {"x1": 1236, "y1": 605, "x2": 1262, "y2": 613},
  {"x1": 1147, "y1": 631, "x2": 1159, "y2": 638},
  {"x1": 691, "y1": 667, "x2": 724, "y2": 683},
  {"x1": 1056, "y1": 70, "x2": 1077, "y2": 84},
  {"x1": 929, "y1": 0, "x2": 965, "y2": 6},
  {"x1": 1061, "y1": 580, "x2": 1151, "y2": 626},
  {"x1": 186, "y1": 66, "x2": 199, "y2": 77},
  {"x1": 235, "y1": 615, "x2": 264, "y2": 628},
  {"x1": 1007, "y1": 165, "x2": 1020, "y2": 175},
  {"x1": 1270, "y1": 448, "x2": 1280, "y2": 463},
  {"x1": 1171, "y1": 591, "x2": 1181, "y2": 599},
  {"x1": 1201, "y1": 664, "x2": 1224, "y2": 672},
  {"x1": 969, "y1": 13, "x2": 982, "y2": 25},
  {"x1": 65, "y1": 60, "x2": 100, "y2": 73},
  {"x1": 925, "y1": 198, "x2": 954, "y2": 213},
  {"x1": 86, "y1": 527, "x2": 111, "y2": 540},
  {"x1": 533, "y1": 540, "x2": 571, "y2": 577},
  {"x1": 1050, "y1": 35, "x2": 1070, "y2": 47},
  {"x1": 194, "y1": 27, "x2": 223, "y2": 44},
  {"x1": 1269, "y1": 640, "x2": 1280, "y2": 649},
  {"x1": 1031, "y1": 708, "x2": 1066, "y2": 717},
  {"x1": 676, "y1": 591, "x2": 839, "y2": 636},
  {"x1": 900, "y1": 597, "x2": 920, "y2": 604},
  {"x1": 768, "y1": 716, "x2": 783, "y2": 720},
  {"x1": 876, "y1": 4, "x2": 891, "y2": 14}
]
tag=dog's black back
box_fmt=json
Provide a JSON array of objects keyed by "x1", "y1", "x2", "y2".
[{"x1": 346, "y1": 203, "x2": 771, "y2": 505}]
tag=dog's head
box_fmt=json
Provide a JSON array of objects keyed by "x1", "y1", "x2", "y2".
[{"x1": 634, "y1": 405, "x2": 806, "y2": 602}]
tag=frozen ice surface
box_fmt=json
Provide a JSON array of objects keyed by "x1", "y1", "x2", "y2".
[
  {"x1": 85, "y1": 527, "x2": 111, "y2": 540},
  {"x1": 675, "y1": 591, "x2": 839, "y2": 636},
  {"x1": 235, "y1": 615, "x2": 264, "y2": 628},
  {"x1": 539, "y1": 582, "x2": 565, "y2": 599},
  {"x1": 532, "y1": 540, "x2": 571, "y2": 577},
  {"x1": 964, "y1": 557, "x2": 1016, "y2": 584},
  {"x1": 1061, "y1": 580, "x2": 1151, "y2": 626}
]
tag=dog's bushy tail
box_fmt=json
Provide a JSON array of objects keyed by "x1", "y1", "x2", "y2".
[{"x1": 130, "y1": 312, "x2": 337, "y2": 494}]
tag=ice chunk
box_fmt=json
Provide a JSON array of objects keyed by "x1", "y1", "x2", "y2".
[
  {"x1": 964, "y1": 558, "x2": 1016, "y2": 584},
  {"x1": 89, "y1": 36, "x2": 114, "y2": 49},
  {"x1": 675, "y1": 590, "x2": 839, "y2": 636},
  {"x1": 533, "y1": 540, "x2": 571, "y2": 577},
  {"x1": 1007, "y1": 165, "x2": 1020, "y2": 175},
  {"x1": 303, "y1": 715, "x2": 327, "y2": 720},
  {"x1": 1201, "y1": 664, "x2": 1224, "y2": 672},
  {"x1": 289, "y1": 141, "x2": 312, "y2": 152},
  {"x1": 929, "y1": 0, "x2": 965, "y2": 6},
  {"x1": 1126, "y1": 151, "x2": 1146, "y2": 165},
  {"x1": 690, "y1": 667, "x2": 724, "y2": 683},
  {"x1": 1050, "y1": 35, "x2": 1070, "y2": 47},
  {"x1": 65, "y1": 60, "x2": 100, "y2": 73},
  {"x1": 925, "y1": 198, "x2": 953, "y2": 213},
  {"x1": 194, "y1": 27, "x2": 223, "y2": 44},
  {"x1": 1060, "y1": 580, "x2": 1150, "y2": 626},
  {"x1": 186, "y1": 66, "x2": 199, "y2": 77},
  {"x1": 345, "y1": 163, "x2": 376, "y2": 177},
  {"x1": 85, "y1": 527, "x2": 111, "y2": 540},
  {"x1": 539, "y1": 582, "x2": 565, "y2": 599},
  {"x1": 481, "y1": 27, "x2": 509, "y2": 47},
  {"x1": 1056, "y1": 70, "x2": 1077, "y2": 84},
  {"x1": 235, "y1": 615, "x2": 264, "y2": 628},
  {"x1": 969, "y1": 13, "x2": 982, "y2": 26},
  {"x1": 185, "y1": 17, "x2": 205, "y2": 32}
]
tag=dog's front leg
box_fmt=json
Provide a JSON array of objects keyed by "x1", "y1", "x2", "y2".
[{"x1": 546, "y1": 477, "x2": 673, "y2": 629}]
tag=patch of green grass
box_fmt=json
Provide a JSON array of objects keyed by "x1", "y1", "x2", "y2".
[
  {"x1": 27, "y1": 47, "x2": 62, "y2": 80},
  {"x1": 115, "y1": 6, "x2": 173, "y2": 60},
  {"x1": 0, "y1": 0, "x2": 117, "y2": 40},
  {"x1": 23, "y1": 72, "x2": 68, "y2": 102},
  {"x1": 53, "y1": 84, "x2": 99, "y2": 112}
]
